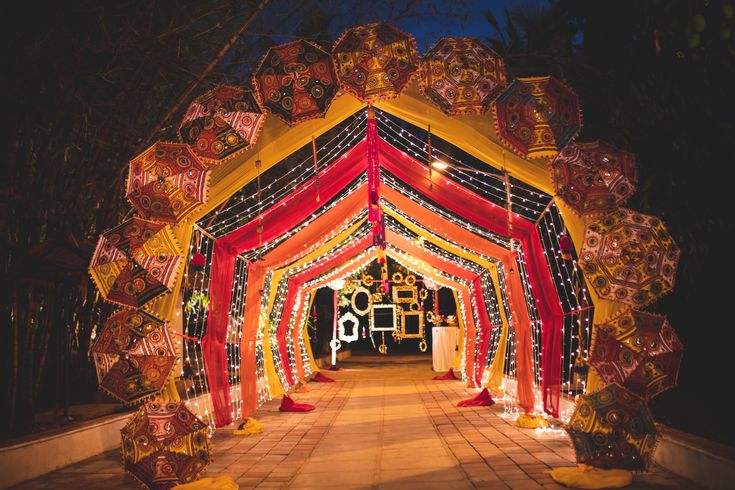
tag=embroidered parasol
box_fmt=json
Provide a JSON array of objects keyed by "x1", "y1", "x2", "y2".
[
  {"x1": 89, "y1": 217, "x2": 183, "y2": 308},
  {"x1": 178, "y1": 85, "x2": 265, "y2": 164},
  {"x1": 579, "y1": 208, "x2": 679, "y2": 307},
  {"x1": 550, "y1": 141, "x2": 637, "y2": 218},
  {"x1": 332, "y1": 22, "x2": 419, "y2": 102},
  {"x1": 127, "y1": 141, "x2": 210, "y2": 224},
  {"x1": 253, "y1": 39, "x2": 339, "y2": 125},
  {"x1": 589, "y1": 309, "x2": 684, "y2": 399},
  {"x1": 493, "y1": 76, "x2": 582, "y2": 159},
  {"x1": 420, "y1": 37, "x2": 506, "y2": 115},
  {"x1": 121, "y1": 401, "x2": 211, "y2": 489},
  {"x1": 92, "y1": 309, "x2": 177, "y2": 405},
  {"x1": 566, "y1": 383, "x2": 658, "y2": 471}
]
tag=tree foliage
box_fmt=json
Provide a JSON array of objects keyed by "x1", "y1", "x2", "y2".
[
  {"x1": 485, "y1": 0, "x2": 735, "y2": 446},
  {"x1": 0, "y1": 0, "x2": 467, "y2": 439}
]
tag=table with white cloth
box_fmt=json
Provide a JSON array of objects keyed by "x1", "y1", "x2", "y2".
[{"x1": 431, "y1": 326, "x2": 459, "y2": 372}]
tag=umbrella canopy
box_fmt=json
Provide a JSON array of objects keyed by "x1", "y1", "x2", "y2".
[
  {"x1": 89, "y1": 217, "x2": 184, "y2": 308},
  {"x1": 253, "y1": 39, "x2": 339, "y2": 125},
  {"x1": 493, "y1": 76, "x2": 582, "y2": 159},
  {"x1": 550, "y1": 141, "x2": 638, "y2": 218},
  {"x1": 127, "y1": 142, "x2": 210, "y2": 224},
  {"x1": 566, "y1": 383, "x2": 658, "y2": 470},
  {"x1": 332, "y1": 22, "x2": 419, "y2": 102},
  {"x1": 121, "y1": 401, "x2": 211, "y2": 489},
  {"x1": 92, "y1": 309, "x2": 177, "y2": 404},
  {"x1": 178, "y1": 85, "x2": 265, "y2": 164},
  {"x1": 590, "y1": 309, "x2": 683, "y2": 399},
  {"x1": 419, "y1": 37, "x2": 506, "y2": 115},
  {"x1": 579, "y1": 208, "x2": 679, "y2": 307}
]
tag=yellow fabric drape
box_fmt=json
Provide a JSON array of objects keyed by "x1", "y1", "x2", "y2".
[
  {"x1": 302, "y1": 292, "x2": 320, "y2": 374},
  {"x1": 260, "y1": 322, "x2": 283, "y2": 399},
  {"x1": 485, "y1": 317, "x2": 508, "y2": 396}
]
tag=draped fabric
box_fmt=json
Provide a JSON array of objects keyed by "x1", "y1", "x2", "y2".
[
  {"x1": 204, "y1": 133, "x2": 564, "y2": 426},
  {"x1": 379, "y1": 140, "x2": 563, "y2": 416},
  {"x1": 204, "y1": 142, "x2": 368, "y2": 426}
]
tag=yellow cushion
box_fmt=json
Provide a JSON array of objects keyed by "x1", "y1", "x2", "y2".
[
  {"x1": 549, "y1": 465, "x2": 632, "y2": 489},
  {"x1": 173, "y1": 475, "x2": 239, "y2": 490}
]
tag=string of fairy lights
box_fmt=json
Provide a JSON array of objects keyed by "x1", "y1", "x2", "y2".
[
  {"x1": 374, "y1": 110, "x2": 553, "y2": 219},
  {"x1": 203, "y1": 112, "x2": 367, "y2": 236},
  {"x1": 178, "y1": 226, "x2": 217, "y2": 432},
  {"x1": 237, "y1": 176, "x2": 367, "y2": 263},
  {"x1": 180, "y1": 106, "x2": 597, "y2": 425},
  {"x1": 260, "y1": 223, "x2": 373, "y2": 390}
]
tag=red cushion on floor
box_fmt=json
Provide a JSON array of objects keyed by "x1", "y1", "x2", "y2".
[
  {"x1": 457, "y1": 388, "x2": 495, "y2": 407},
  {"x1": 432, "y1": 368, "x2": 458, "y2": 380},
  {"x1": 279, "y1": 395, "x2": 315, "y2": 412},
  {"x1": 312, "y1": 372, "x2": 335, "y2": 382}
]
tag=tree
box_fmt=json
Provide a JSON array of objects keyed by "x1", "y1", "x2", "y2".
[{"x1": 484, "y1": 0, "x2": 735, "y2": 446}]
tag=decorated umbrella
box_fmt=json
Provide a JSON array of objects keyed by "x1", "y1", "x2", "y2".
[
  {"x1": 178, "y1": 85, "x2": 265, "y2": 164},
  {"x1": 566, "y1": 383, "x2": 658, "y2": 470},
  {"x1": 550, "y1": 141, "x2": 638, "y2": 218},
  {"x1": 89, "y1": 217, "x2": 184, "y2": 308},
  {"x1": 332, "y1": 22, "x2": 419, "y2": 102},
  {"x1": 493, "y1": 76, "x2": 582, "y2": 159},
  {"x1": 127, "y1": 142, "x2": 210, "y2": 224},
  {"x1": 253, "y1": 40, "x2": 339, "y2": 125},
  {"x1": 579, "y1": 208, "x2": 679, "y2": 307},
  {"x1": 92, "y1": 309, "x2": 177, "y2": 404},
  {"x1": 419, "y1": 37, "x2": 506, "y2": 115},
  {"x1": 590, "y1": 309, "x2": 684, "y2": 399},
  {"x1": 121, "y1": 401, "x2": 211, "y2": 489}
]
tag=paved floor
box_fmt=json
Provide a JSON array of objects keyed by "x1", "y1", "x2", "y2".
[{"x1": 14, "y1": 355, "x2": 697, "y2": 489}]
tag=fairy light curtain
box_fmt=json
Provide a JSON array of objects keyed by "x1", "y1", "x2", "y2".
[
  {"x1": 196, "y1": 102, "x2": 598, "y2": 426},
  {"x1": 210, "y1": 145, "x2": 564, "y2": 424}
]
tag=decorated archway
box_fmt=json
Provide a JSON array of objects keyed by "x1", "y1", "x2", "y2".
[{"x1": 88, "y1": 23, "x2": 681, "y2": 488}]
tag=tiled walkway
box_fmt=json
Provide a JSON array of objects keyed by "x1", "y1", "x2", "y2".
[{"x1": 14, "y1": 355, "x2": 697, "y2": 489}]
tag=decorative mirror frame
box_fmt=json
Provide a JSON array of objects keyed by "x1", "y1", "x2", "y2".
[
  {"x1": 400, "y1": 309, "x2": 424, "y2": 339},
  {"x1": 370, "y1": 304, "x2": 398, "y2": 332}
]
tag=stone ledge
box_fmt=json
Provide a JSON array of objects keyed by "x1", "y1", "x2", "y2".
[
  {"x1": 654, "y1": 424, "x2": 735, "y2": 490},
  {"x1": 0, "y1": 412, "x2": 130, "y2": 489}
]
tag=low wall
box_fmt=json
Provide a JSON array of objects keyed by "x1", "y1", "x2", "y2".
[
  {"x1": 0, "y1": 412, "x2": 130, "y2": 489},
  {"x1": 654, "y1": 425, "x2": 735, "y2": 490}
]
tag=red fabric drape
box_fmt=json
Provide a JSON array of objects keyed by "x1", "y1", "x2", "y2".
[
  {"x1": 204, "y1": 141, "x2": 368, "y2": 427},
  {"x1": 205, "y1": 134, "x2": 563, "y2": 426},
  {"x1": 379, "y1": 140, "x2": 563, "y2": 416}
]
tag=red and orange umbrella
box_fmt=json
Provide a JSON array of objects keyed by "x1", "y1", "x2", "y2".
[
  {"x1": 332, "y1": 22, "x2": 419, "y2": 102},
  {"x1": 420, "y1": 37, "x2": 506, "y2": 115},
  {"x1": 550, "y1": 141, "x2": 637, "y2": 218},
  {"x1": 253, "y1": 39, "x2": 339, "y2": 125},
  {"x1": 89, "y1": 217, "x2": 183, "y2": 308},
  {"x1": 589, "y1": 309, "x2": 683, "y2": 399},
  {"x1": 92, "y1": 309, "x2": 177, "y2": 405},
  {"x1": 127, "y1": 142, "x2": 210, "y2": 224},
  {"x1": 178, "y1": 85, "x2": 265, "y2": 164},
  {"x1": 493, "y1": 76, "x2": 582, "y2": 159},
  {"x1": 121, "y1": 401, "x2": 211, "y2": 489},
  {"x1": 579, "y1": 208, "x2": 679, "y2": 307}
]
